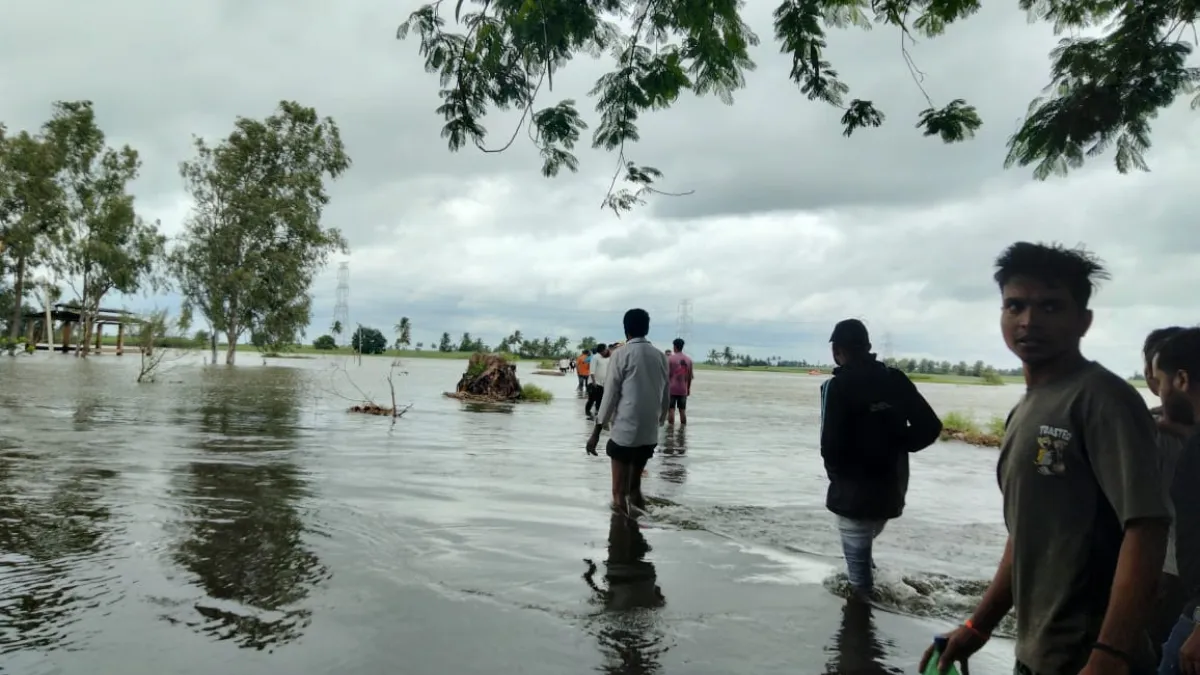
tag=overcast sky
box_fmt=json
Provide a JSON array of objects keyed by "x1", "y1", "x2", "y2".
[{"x1": 3, "y1": 0, "x2": 1197, "y2": 373}]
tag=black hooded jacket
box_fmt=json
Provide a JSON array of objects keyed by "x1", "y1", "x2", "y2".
[{"x1": 819, "y1": 355, "x2": 943, "y2": 520}]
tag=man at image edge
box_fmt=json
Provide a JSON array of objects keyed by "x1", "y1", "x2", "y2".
[{"x1": 922, "y1": 242, "x2": 1168, "y2": 675}]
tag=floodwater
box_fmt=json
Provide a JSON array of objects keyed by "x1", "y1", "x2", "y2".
[{"x1": 0, "y1": 352, "x2": 1107, "y2": 675}]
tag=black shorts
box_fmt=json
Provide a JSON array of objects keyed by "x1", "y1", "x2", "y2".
[
  {"x1": 606, "y1": 439, "x2": 656, "y2": 465},
  {"x1": 669, "y1": 395, "x2": 687, "y2": 410}
]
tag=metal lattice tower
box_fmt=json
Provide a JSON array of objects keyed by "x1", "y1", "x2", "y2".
[
  {"x1": 333, "y1": 262, "x2": 350, "y2": 346},
  {"x1": 674, "y1": 299, "x2": 694, "y2": 343},
  {"x1": 882, "y1": 331, "x2": 894, "y2": 361}
]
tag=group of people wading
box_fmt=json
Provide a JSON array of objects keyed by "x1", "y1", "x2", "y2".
[
  {"x1": 576, "y1": 311, "x2": 694, "y2": 511},
  {"x1": 577, "y1": 241, "x2": 1200, "y2": 675},
  {"x1": 812, "y1": 241, "x2": 1200, "y2": 675}
]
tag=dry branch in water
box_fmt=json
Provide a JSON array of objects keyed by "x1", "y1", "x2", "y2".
[{"x1": 321, "y1": 356, "x2": 413, "y2": 419}]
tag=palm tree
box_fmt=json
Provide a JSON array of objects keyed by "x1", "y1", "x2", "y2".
[
  {"x1": 331, "y1": 320, "x2": 343, "y2": 346},
  {"x1": 394, "y1": 317, "x2": 412, "y2": 350},
  {"x1": 721, "y1": 346, "x2": 734, "y2": 366}
]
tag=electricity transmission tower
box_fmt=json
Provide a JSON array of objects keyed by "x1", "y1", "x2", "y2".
[
  {"x1": 882, "y1": 331, "x2": 894, "y2": 361},
  {"x1": 674, "y1": 299, "x2": 693, "y2": 342},
  {"x1": 333, "y1": 262, "x2": 350, "y2": 346}
]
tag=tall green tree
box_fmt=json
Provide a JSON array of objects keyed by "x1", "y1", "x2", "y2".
[
  {"x1": 43, "y1": 101, "x2": 165, "y2": 356},
  {"x1": 438, "y1": 331, "x2": 453, "y2": 352},
  {"x1": 170, "y1": 101, "x2": 351, "y2": 365},
  {"x1": 394, "y1": 316, "x2": 412, "y2": 349},
  {"x1": 399, "y1": 0, "x2": 1197, "y2": 211},
  {"x1": 0, "y1": 125, "x2": 67, "y2": 342}
]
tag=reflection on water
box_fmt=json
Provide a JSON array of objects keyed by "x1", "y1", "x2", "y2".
[
  {"x1": 659, "y1": 428, "x2": 687, "y2": 485},
  {"x1": 0, "y1": 443, "x2": 119, "y2": 654},
  {"x1": 0, "y1": 356, "x2": 1034, "y2": 673},
  {"x1": 164, "y1": 368, "x2": 329, "y2": 651},
  {"x1": 824, "y1": 600, "x2": 902, "y2": 675},
  {"x1": 584, "y1": 513, "x2": 667, "y2": 674}
]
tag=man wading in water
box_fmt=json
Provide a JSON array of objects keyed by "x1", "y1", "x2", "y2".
[
  {"x1": 923, "y1": 242, "x2": 1169, "y2": 675},
  {"x1": 576, "y1": 349, "x2": 591, "y2": 392},
  {"x1": 585, "y1": 342, "x2": 612, "y2": 420},
  {"x1": 667, "y1": 338, "x2": 694, "y2": 426},
  {"x1": 819, "y1": 318, "x2": 941, "y2": 599},
  {"x1": 586, "y1": 309, "x2": 669, "y2": 512}
]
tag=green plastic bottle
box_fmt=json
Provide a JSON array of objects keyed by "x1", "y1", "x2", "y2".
[{"x1": 923, "y1": 636, "x2": 960, "y2": 675}]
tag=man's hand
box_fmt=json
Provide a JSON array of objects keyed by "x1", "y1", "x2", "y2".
[
  {"x1": 585, "y1": 428, "x2": 600, "y2": 455},
  {"x1": 917, "y1": 626, "x2": 987, "y2": 675},
  {"x1": 1180, "y1": 624, "x2": 1200, "y2": 675}
]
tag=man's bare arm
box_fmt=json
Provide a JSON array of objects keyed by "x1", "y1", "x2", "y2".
[
  {"x1": 1093, "y1": 518, "x2": 1168, "y2": 655},
  {"x1": 970, "y1": 536, "x2": 1015, "y2": 634}
]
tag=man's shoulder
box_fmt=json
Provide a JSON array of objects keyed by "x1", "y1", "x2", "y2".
[{"x1": 1071, "y1": 361, "x2": 1144, "y2": 406}]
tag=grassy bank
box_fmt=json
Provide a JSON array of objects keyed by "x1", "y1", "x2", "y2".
[
  {"x1": 520, "y1": 384, "x2": 553, "y2": 402},
  {"x1": 940, "y1": 411, "x2": 1006, "y2": 448},
  {"x1": 693, "y1": 362, "x2": 1013, "y2": 386}
]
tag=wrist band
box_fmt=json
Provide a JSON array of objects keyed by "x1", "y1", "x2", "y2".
[
  {"x1": 1092, "y1": 643, "x2": 1136, "y2": 669},
  {"x1": 963, "y1": 619, "x2": 989, "y2": 640}
]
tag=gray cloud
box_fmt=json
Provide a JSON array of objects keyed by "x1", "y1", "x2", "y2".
[{"x1": 4, "y1": 0, "x2": 1199, "y2": 374}]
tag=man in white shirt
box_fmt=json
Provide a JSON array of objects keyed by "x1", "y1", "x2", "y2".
[
  {"x1": 585, "y1": 343, "x2": 612, "y2": 419},
  {"x1": 586, "y1": 309, "x2": 670, "y2": 512}
]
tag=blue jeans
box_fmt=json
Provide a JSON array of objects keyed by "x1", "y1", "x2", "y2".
[
  {"x1": 836, "y1": 516, "x2": 887, "y2": 592},
  {"x1": 1160, "y1": 614, "x2": 1194, "y2": 675}
]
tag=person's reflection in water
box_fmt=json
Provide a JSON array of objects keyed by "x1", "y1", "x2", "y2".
[
  {"x1": 167, "y1": 369, "x2": 329, "y2": 651},
  {"x1": 823, "y1": 598, "x2": 901, "y2": 675},
  {"x1": 583, "y1": 512, "x2": 667, "y2": 674},
  {"x1": 659, "y1": 427, "x2": 687, "y2": 485}
]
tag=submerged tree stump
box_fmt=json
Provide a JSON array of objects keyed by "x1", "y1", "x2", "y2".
[{"x1": 447, "y1": 353, "x2": 522, "y2": 402}]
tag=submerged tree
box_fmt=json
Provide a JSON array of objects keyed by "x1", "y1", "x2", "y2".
[
  {"x1": 44, "y1": 101, "x2": 165, "y2": 357},
  {"x1": 170, "y1": 101, "x2": 351, "y2": 366},
  {"x1": 0, "y1": 126, "x2": 67, "y2": 343},
  {"x1": 399, "y1": 0, "x2": 1200, "y2": 212}
]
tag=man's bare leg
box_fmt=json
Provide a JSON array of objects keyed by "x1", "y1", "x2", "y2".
[
  {"x1": 610, "y1": 459, "x2": 627, "y2": 511},
  {"x1": 667, "y1": 404, "x2": 675, "y2": 426},
  {"x1": 628, "y1": 458, "x2": 649, "y2": 511},
  {"x1": 679, "y1": 408, "x2": 687, "y2": 426}
]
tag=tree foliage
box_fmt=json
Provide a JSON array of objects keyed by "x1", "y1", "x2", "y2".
[
  {"x1": 0, "y1": 126, "x2": 67, "y2": 341},
  {"x1": 394, "y1": 316, "x2": 412, "y2": 349},
  {"x1": 42, "y1": 101, "x2": 165, "y2": 356},
  {"x1": 351, "y1": 326, "x2": 388, "y2": 355},
  {"x1": 170, "y1": 101, "x2": 351, "y2": 365},
  {"x1": 313, "y1": 334, "x2": 337, "y2": 350},
  {"x1": 399, "y1": 0, "x2": 1200, "y2": 210}
]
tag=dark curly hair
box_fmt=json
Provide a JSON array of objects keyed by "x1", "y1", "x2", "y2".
[{"x1": 993, "y1": 241, "x2": 1110, "y2": 308}]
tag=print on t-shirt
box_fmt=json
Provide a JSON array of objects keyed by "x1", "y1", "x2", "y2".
[{"x1": 1034, "y1": 425, "x2": 1072, "y2": 476}]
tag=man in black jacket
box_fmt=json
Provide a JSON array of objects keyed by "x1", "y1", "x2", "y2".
[{"x1": 820, "y1": 319, "x2": 943, "y2": 598}]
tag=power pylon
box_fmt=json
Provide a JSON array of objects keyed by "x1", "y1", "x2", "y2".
[
  {"x1": 333, "y1": 262, "x2": 350, "y2": 346},
  {"x1": 674, "y1": 299, "x2": 693, "y2": 343}
]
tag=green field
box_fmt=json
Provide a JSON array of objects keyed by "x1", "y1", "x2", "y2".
[{"x1": 88, "y1": 337, "x2": 1142, "y2": 387}]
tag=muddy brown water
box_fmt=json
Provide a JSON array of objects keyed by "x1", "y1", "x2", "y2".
[{"x1": 0, "y1": 353, "x2": 1138, "y2": 674}]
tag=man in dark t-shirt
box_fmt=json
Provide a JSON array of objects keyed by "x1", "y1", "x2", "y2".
[
  {"x1": 921, "y1": 242, "x2": 1169, "y2": 675},
  {"x1": 1153, "y1": 328, "x2": 1200, "y2": 675}
]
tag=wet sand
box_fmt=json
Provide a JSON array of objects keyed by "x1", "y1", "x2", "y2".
[{"x1": 0, "y1": 353, "x2": 1032, "y2": 674}]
